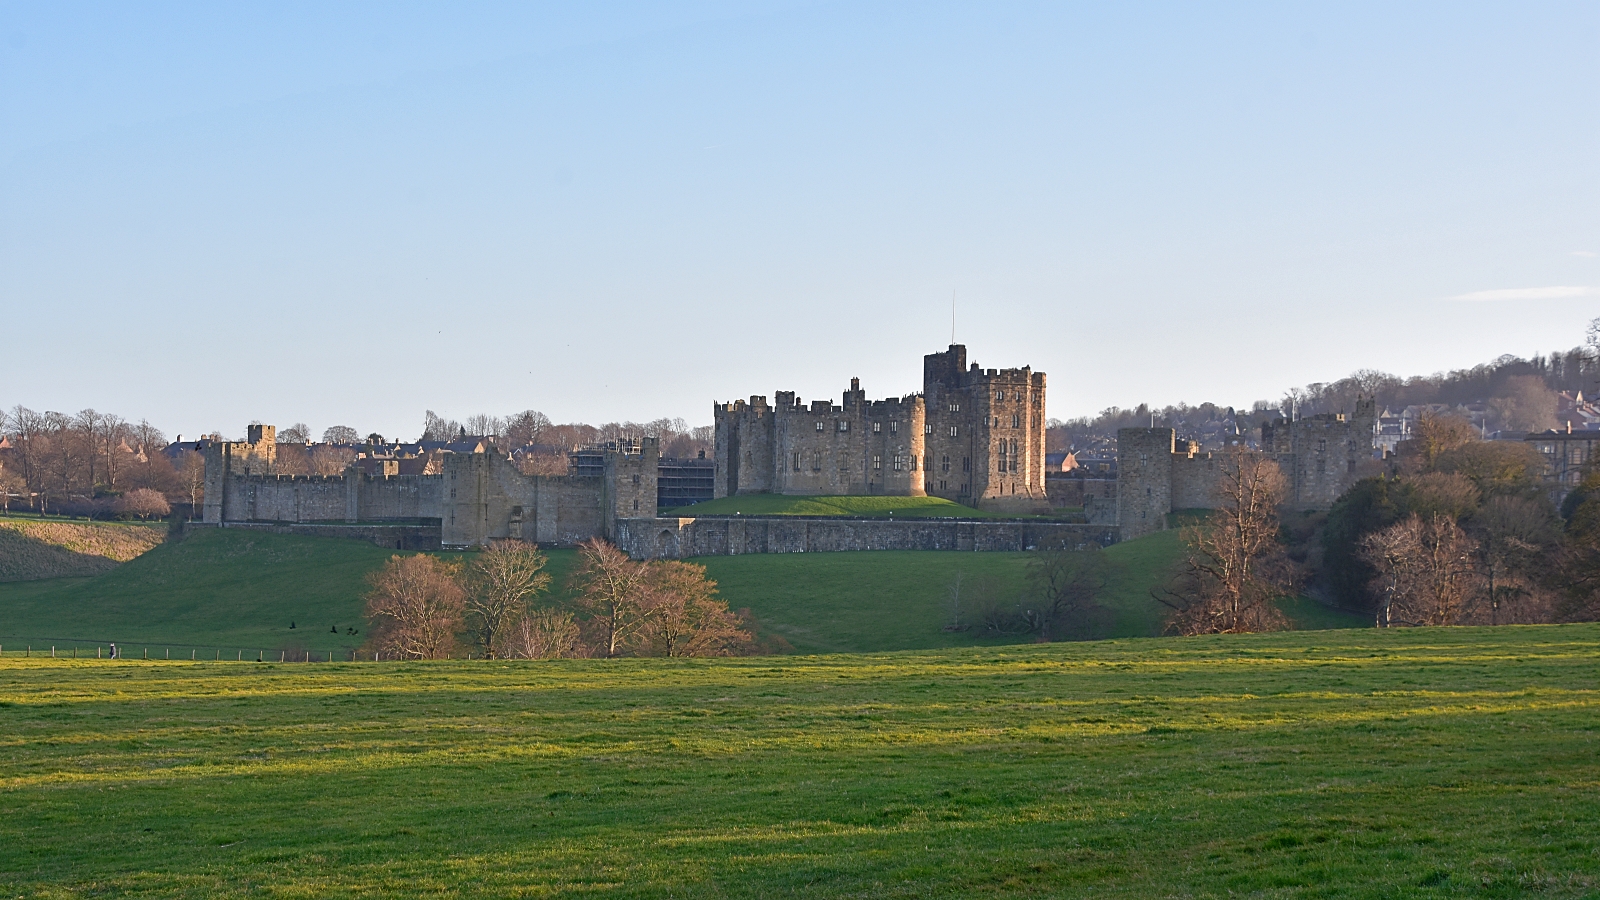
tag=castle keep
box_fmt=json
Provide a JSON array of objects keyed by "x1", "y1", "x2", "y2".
[{"x1": 714, "y1": 345, "x2": 1049, "y2": 514}]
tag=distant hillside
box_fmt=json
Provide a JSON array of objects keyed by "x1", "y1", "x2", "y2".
[{"x1": 0, "y1": 518, "x2": 166, "y2": 582}]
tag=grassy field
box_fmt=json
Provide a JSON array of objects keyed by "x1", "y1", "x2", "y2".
[
  {"x1": 0, "y1": 624, "x2": 1595, "y2": 897},
  {"x1": 0, "y1": 527, "x2": 1364, "y2": 656},
  {"x1": 664, "y1": 494, "x2": 1052, "y2": 518}
]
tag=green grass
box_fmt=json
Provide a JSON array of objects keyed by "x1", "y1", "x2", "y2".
[
  {"x1": 0, "y1": 624, "x2": 1595, "y2": 897},
  {"x1": 0, "y1": 529, "x2": 398, "y2": 656},
  {"x1": 0, "y1": 527, "x2": 1365, "y2": 656},
  {"x1": 665, "y1": 494, "x2": 1027, "y2": 518}
]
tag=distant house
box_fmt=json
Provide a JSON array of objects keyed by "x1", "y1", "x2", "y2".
[
  {"x1": 1044, "y1": 452, "x2": 1076, "y2": 473},
  {"x1": 1526, "y1": 425, "x2": 1600, "y2": 499}
]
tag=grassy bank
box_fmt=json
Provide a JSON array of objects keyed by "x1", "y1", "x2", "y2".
[
  {"x1": 0, "y1": 517, "x2": 166, "y2": 582},
  {"x1": 0, "y1": 624, "x2": 1595, "y2": 896}
]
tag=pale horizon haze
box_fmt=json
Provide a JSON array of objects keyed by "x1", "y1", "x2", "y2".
[{"x1": 2, "y1": 2, "x2": 1596, "y2": 440}]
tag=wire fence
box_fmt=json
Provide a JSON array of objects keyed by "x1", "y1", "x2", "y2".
[{"x1": 0, "y1": 643, "x2": 386, "y2": 662}]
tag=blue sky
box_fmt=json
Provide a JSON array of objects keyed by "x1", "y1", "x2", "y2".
[{"x1": 2, "y1": 1, "x2": 1596, "y2": 439}]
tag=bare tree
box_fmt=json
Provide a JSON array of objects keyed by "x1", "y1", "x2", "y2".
[
  {"x1": 1556, "y1": 466, "x2": 1600, "y2": 621},
  {"x1": 1489, "y1": 375, "x2": 1558, "y2": 433},
  {"x1": 113, "y1": 488, "x2": 170, "y2": 520},
  {"x1": 8, "y1": 406, "x2": 43, "y2": 494},
  {"x1": 637, "y1": 560, "x2": 755, "y2": 657},
  {"x1": 364, "y1": 555, "x2": 466, "y2": 660},
  {"x1": 1159, "y1": 449, "x2": 1293, "y2": 635},
  {"x1": 1409, "y1": 412, "x2": 1478, "y2": 470},
  {"x1": 422, "y1": 411, "x2": 462, "y2": 442},
  {"x1": 1360, "y1": 514, "x2": 1480, "y2": 626},
  {"x1": 75, "y1": 409, "x2": 104, "y2": 491},
  {"x1": 278, "y1": 423, "x2": 311, "y2": 444},
  {"x1": 944, "y1": 571, "x2": 966, "y2": 631},
  {"x1": 503, "y1": 410, "x2": 552, "y2": 448},
  {"x1": 570, "y1": 539, "x2": 652, "y2": 658},
  {"x1": 464, "y1": 414, "x2": 504, "y2": 438},
  {"x1": 0, "y1": 467, "x2": 24, "y2": 515},
  {"x1": 132, "y1": 419, "x2": 165, "y2": 451},
  {"x1": 173, "y1": 450, "x2": 207, "y2": 512},
  {"x1": 503, "y1": 609, "x2": 584, "y2": 659},
  {"x1": 309, "y1": 445, "x2": 354, "y2": 475},
  {"x1": 321, "y1": 425, "x2": 360, "y2": 445},
  {"x1": 1471, "y1": 495, "x2": 1556, "y2": 625},
  {"x1": 466, "y1": 540, "x2": 551, "y2": 658},
  {"x1": 1028, "y1": 541, "x2": 1114, "y2": 641}
]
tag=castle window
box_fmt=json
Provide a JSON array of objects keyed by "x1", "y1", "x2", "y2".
[
  {"x1": 948, "y1": 402, "x2": 960, "y2": 412},
  {"x1": 941, "y1": 455, "x2": 950, "y2": 472},
  {"x1": 816, "y1": 421, "x2": 824, "y2": 432},
  {"x1": 910, "y1": 455, "x2": 918, "y2": 471},
  {"x1": 632, "y1": 474, "x2": 641, "y2": 484},
  {"x1": 949, "y1": 425, "x2": 959, "y2": 438},
  {"x1": 632, "y1": 499, "x2": 639, "y2": 511},
  {"x1": 1012, "y1": 414, "x2": 1020, "y2": 428},
  {"x1": 838, "y1": 421, "x2": 849, "y2": 432},
  {"x1": 893, "y1": 455, "x2": 903, "y2": 471},
  {"x1": 996, "y1": 390, "x2": 1004, "y2": 401},
  {"x1": 792, "y1": 452, "x2": 801, "y2": 472},
  {"x1": 873, "y1": 455, "x2": 882, "y2": 470},
  {"x1": 890, "y1": 421, "x2": 898, "y2": 435},
  {"x1": 873, "y1": 422, "x2": 881, "y2": 434},
  {"x1": 812, "y1": 450, "x2": 822, "y2": 471},
  {"x1": 963, "y1": 457, "x2": 970, "y2": 473},
  {"x1": 924, "y1": 423, "x2": 932, "y2": 435}
]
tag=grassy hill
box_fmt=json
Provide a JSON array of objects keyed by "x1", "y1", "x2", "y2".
[
  {"x1": 0, "y1": 624, "x2": 1594, "y2": 896},
  {"x1": 664, "y1": 494, "x2": 1061, "y2": 518},
  {"x1": 0, "y1": 516, "x2": 166, "y2": 582},
  {"x1": 0, "y1": 526, "x2": 1364, "y2": 655}
]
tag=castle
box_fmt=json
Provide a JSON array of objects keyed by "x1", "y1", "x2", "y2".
[
  {"x1": 1114, "y1": 400, "x2": 1378, "y2": 539},
  {"x1": 203, "y1": 424, "x2": 659, "y2": 549},
  {"x1": 714, "y1": 345, "x2": 1049, "y2": 514},
  {"x1": 201, "y1": 346, "x2": 1376, "y2": 557}
]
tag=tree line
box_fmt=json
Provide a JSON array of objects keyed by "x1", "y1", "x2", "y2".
[
  {"x1": 363, "y1": 539, "x2": 770, "y2": 660},
  {"x1": 1048, "y1": 320, "x2": 1599, "y2": 451},
  {"x1": 0, "y1": 406, "x2": 201, "y2": 517},
  {"x1": 1146, "y1": 414, "x2": 1600, "y2": 635}
]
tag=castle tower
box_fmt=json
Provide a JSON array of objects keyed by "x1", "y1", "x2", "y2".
[
  {"x1": 603, "y1": 437, "x2": 659, "y2": 537},
  {"x1": 1116, "y1": 427, "x2": 1175, "y2": 539},
  {"x1": 921, "y1": 345, "x2": 1049, "y2": 513}
]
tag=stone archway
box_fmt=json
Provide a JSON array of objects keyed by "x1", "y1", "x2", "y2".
[{"x1": 657, "y1": 529, "x2": 678, "y2": 559}]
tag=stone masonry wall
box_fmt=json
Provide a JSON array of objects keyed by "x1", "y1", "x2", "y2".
[{"x1": 613, "y1": 515, "x2": 1118, "y2": 560}]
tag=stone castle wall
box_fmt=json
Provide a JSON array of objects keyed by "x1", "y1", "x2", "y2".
[
  {"x1": 1113, "y1": 399, "x2": 1377, "y2": 537},
  {"x1": 613, "y1": 515, "x2": 1116, "y2": 559},
  {"x1": 205, "y1": 428, "x2": 650, "y2": 549}
]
